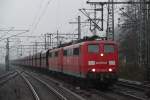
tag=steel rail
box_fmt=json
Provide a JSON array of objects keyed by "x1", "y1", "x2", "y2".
[
  {"x1": 24, "y1": 71, "x2": 68, "y2": 100},
  {"x1": 117, "y1": 81, "x2": 145, "y2": 91},
  {"x1": 117, "y1": 79, "x2": 149, "y2": 91},
  {"x1": 0, "y1": 71, "x2": 18, "y2": 86},
  {"x1": 114, "y1": 90, "x2": 146, "y2": 100},
  {"x1": 17, "y1": 71, "x2": 40, "y2": 100},
  {"x1": 0, "y1": 71, "x2": 16, "y2": 79},
  {"x1": 29, "y1": 71, "x2": 86, "y2": 100}
]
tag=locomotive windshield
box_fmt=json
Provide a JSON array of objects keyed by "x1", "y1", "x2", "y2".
[
  {"x1": 88, "y1": 44, "x2": 99, "y2": 53},
  {"x1": 104, "y1": 44, "x2": 114, "y2": 53}
]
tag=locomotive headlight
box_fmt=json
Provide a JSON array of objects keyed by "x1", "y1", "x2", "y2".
[
  {"x1": 100, "y1": 53, "x2": 104, "y2": 56},
  {"x1": 108, "y1": 68, "x2": 113, "y2": 72},
  {"x1": 109, "y1": 60, "x2": 115, "y2": 65},
  {"x1": 88, "y1": 61, "x2": 95, "y2": 65},
  {"x1": 92, "y1": 68, "x2": 96, "y2": 72}
]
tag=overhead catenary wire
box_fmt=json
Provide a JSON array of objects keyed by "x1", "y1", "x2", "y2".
[
  {"x1": 0, "y1": 27, "x2": 14, "y2": 40},
  {"x1": 31, "y1": 0, "x2": 53, "y2": 34},
  {"x1": 30, "y1": 0, "x2": 44, "y2": 33},
  {"x1": 0, "y1": 30, "x2": 29, "y2": 42}
]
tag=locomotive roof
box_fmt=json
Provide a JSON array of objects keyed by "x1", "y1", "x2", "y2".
[{"x1": 47, "y1": 40, "x2": 116, "y2": 51}]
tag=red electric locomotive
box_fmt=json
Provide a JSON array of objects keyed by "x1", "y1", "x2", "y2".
[
  {"x1": 12, "y1": 39, "x2": 118, "y2": 86},
  {"x1": 47, "y1": 40, "x2": 118, "y2": 85}
]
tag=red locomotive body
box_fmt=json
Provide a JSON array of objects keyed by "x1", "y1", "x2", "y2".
[
  {"x1": 48, "y1": 48, "x2": 63, "y2": 72},
  {"x1": 40, "y1": 50, "x2": 48, "y2": 69},
  {"x1": 62, "y1": 43, "x2": 82, "y2": 77},
  {"x1": 47, "y1": 40, "x2": 118, "y2": 84},
  {"x1": 83, "y1": 40, "x2": 118, "y2": 83}
]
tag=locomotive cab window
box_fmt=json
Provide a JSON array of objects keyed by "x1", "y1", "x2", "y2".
[
  {"x1": 67, "y1": 49, "x2": 73, "y2": 56},
  {"x1": 63, "y1": 50, "x2": 67, "y2": 56},
  {"x1": 52, "y1": 52, "x2": 55, "y2": 57},
  {"x1": 104, "y1": 44, "x2": 114, "y2": 53},
  {"x1": 73, "y1": 48, "x2": 80, "y2": 55},
  {"x1": 88, "y1": 44, "x2": 99, "y2": 53},
  {"x1": 55, "y1": 51, "x2": 58, "y2": 57},
  {"x1": 49, "y1": 53, "x2": 52, "y2": 58}
]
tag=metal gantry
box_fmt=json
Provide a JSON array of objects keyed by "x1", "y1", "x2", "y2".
[
  {"x1": 87, "y1": 0, "x2": 150, "y2": 40},
  {"x1": 106, "y1": 0, "x2": 115, "y2": 40}
]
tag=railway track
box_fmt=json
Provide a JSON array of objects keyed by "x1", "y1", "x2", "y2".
[
  {"x1": 15, "y1": 67, "x2": 149, "y2": 100},
  {"x1": 113, "y1": 79, "x2": 148, "y2": 100},
  {"x1": 24, "y1": 71, "x2": 86, "y2": 100},
  {"x1": 83, "y1": 81, "x2": 147, "y2": 100},
  {"x1": 117, "y1": 79, "x2": 146, "y2": 91},
  {"x1": 0, "y1": 70, "x2": 18, "y2": 86},
  {"x1": 23, "y1": 69, "x2": 133, "y2": 100},
  {"x1": 17, "y1": 70, "x2": 40, "y2": 100},
  {"x1": 112, "y1": 87, "x2": 146, "y2": 100},
  {"x1": 15, "y1": 67, "x2": 89, "y2": 100},
  {"x1": 19, "y1": 71, "x2": 67, "y2": 100},
  {"x1": 118, "y1": 78, "x2": 150, "y2": 95}
]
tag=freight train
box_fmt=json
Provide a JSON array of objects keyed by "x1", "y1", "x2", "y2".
[{"x1": 12, "y1": 39, "x2": 118, "y2": 87}]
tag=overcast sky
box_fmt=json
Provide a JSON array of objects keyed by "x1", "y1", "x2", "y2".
[
  {"x1": 0, "y1": 0, "x2": 88, "y2": 34},
  {"x1": 0, "y1": 0, "x2": 116, "y2": 36},
  {"x1": 0, "y1": 0, "x2": 122, "y2": 62}
]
